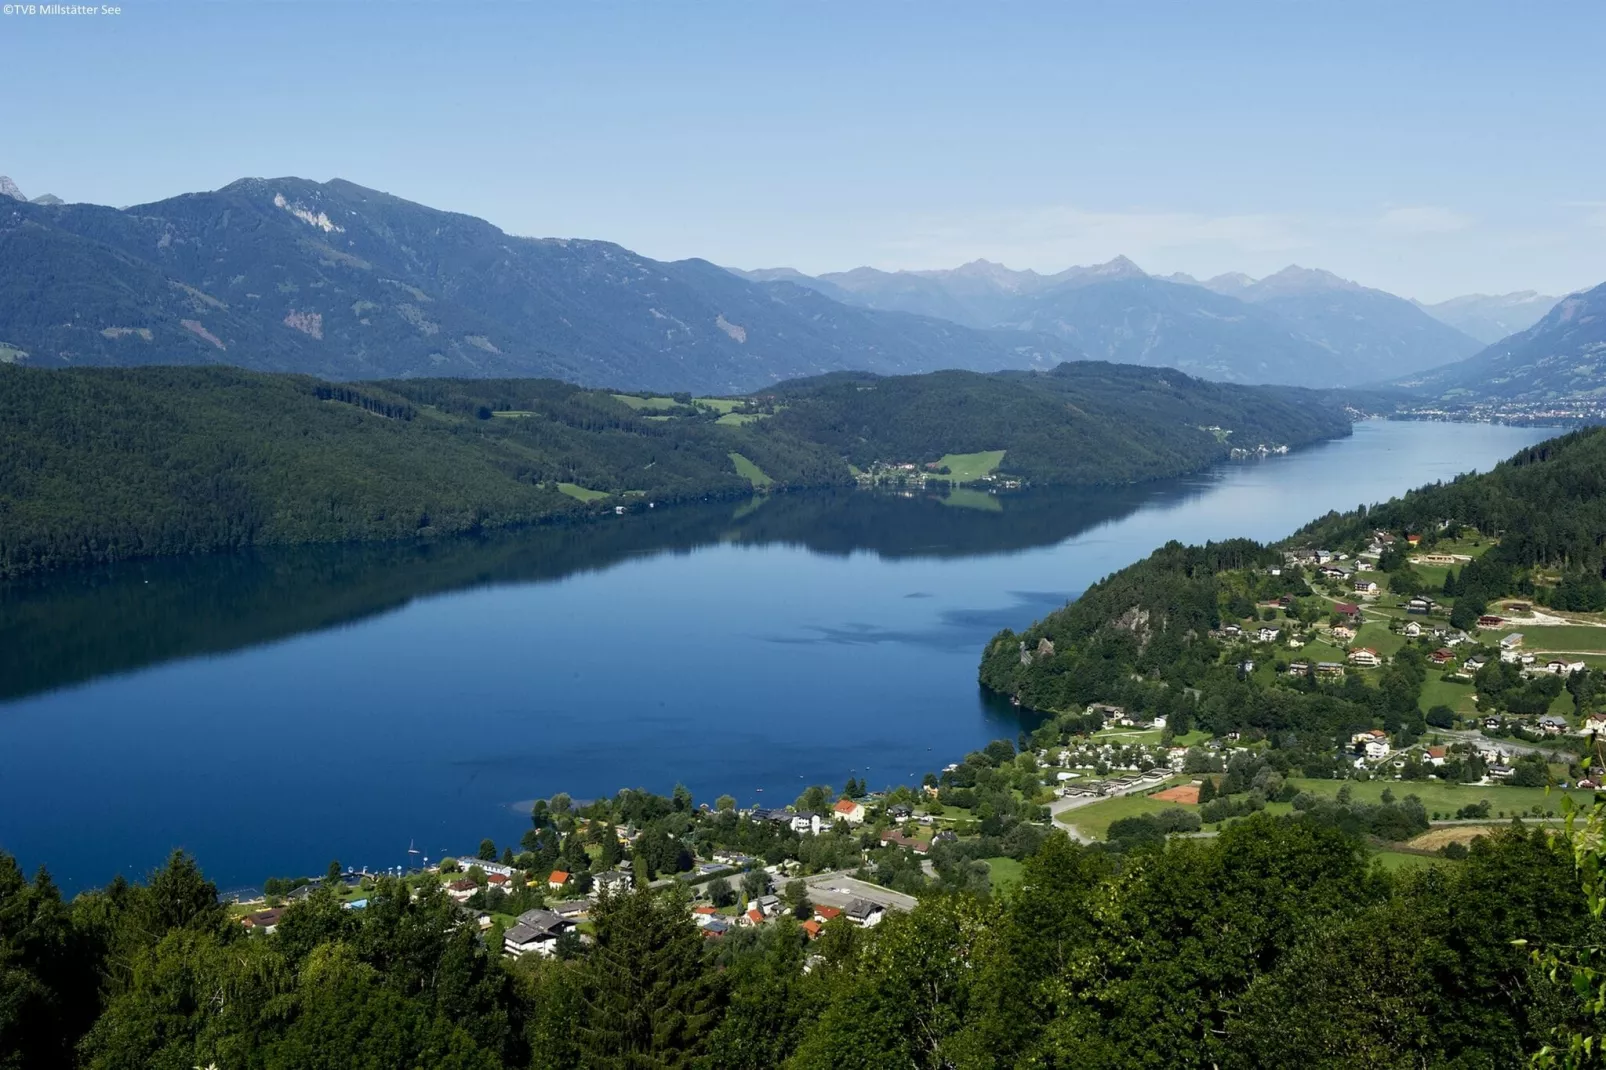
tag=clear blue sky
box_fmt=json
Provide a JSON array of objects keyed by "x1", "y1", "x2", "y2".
[{"x1": 3, "y1": 0, "x2": 1603, "y2": 301}]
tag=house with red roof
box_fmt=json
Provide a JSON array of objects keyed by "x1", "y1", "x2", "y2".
[
  {"x1": 832, "y1": 798, "x2": 866, "y2": 825},
  {"x1": 813, "y1": 905, "x2": 843, "y2": 924},
  {"x1": 802, "y1": 920, "x2": 822, "y2": 940},
  {"x1": 547, "y1": 870, "x2": 570, "y2": 892}
]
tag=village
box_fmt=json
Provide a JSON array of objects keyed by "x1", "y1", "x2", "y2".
[{"x1": 225, "y1": 525, "x2": 1606, "y2": 951}]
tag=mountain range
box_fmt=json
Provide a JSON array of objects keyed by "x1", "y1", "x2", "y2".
[
  {"x1": 1395, "y1": 280, "x2": 1606, "y2": 402},
  {"x1": 734, "y1": 258, "x2": 1498, "y2": 387},
  {"x1": 0, "y1": 177, "x2": 1076, "y2": 394},
  {"x1": 1413, "y1": 291, "x2": 1563, "y2": 345},
  {"x1": 0, "y1": 172, "x2": 1572, "y2": 396}
]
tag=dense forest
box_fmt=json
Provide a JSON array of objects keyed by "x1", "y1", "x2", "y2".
[
  {"x1": 765, "y1": 362, "x2": 1354, "y2": 484},
  {"x1": 2, "y1": 817, "x2": 1597, "y2": 1069},
  {"x1": 0, "y1": 362, "x2": 1352, "y2": 578},
  {"x1": 1295, "y1": 425, "x2": 1606, "y2": 605}
]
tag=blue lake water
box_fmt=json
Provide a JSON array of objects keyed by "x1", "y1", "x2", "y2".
[{"x1": 0, "y1": 419, "x2": 1556, "y2": 891}]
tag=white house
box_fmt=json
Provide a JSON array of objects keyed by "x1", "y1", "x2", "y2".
[
  {"x1": 1365, "y1": 738, "x2": 1392, "y2": 761},
  {"x1": 503, "y1": 909, "x2": 572, "y2": 958},
  {"x1": 1257, "y1": 626, "x2": 1281, "y2": 643},
  {"x1": 842, "y1": 898, "x2": 886, "y2": 928},
  {"x1": 831, "y1": 798, "x2": 866, "y2": 825},
  {"x1": 1348, "y1": 648, "x2": 1382, "y2": 668}
]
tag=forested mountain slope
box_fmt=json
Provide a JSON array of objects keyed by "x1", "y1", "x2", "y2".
[
  {"x1": 0, "y1": 178, "x2": 1075, "y2": 393},
  {"x1": 981, "y1": 425, "x2": 1606, "y2": 716},
  {"x1": 0, "y1": 362, "x2": 1353, "y2": 577},
  {"x1": 0, "y1": 365, "x2": 846, "y2": 577},
  {"x1": 1294, "y1": 426, "x2": 1606, "y2": 601},
  {"x1": 1397, "y1": 281, "x2": 1606, "y2": 402},
  {"x1": 765, "y1": 362, "x2": 1353, "y2": 484}
]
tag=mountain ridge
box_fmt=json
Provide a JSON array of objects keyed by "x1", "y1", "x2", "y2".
[
  {"x1": 0, "y1": 176, "x2": 1079, "y2": 394},
  {"x1": 1395, "y1": 281, "x2": 1606, "y2": 402},
  {"x1": 734, "y1": 256, "x2": 1484, "y2": 386}
]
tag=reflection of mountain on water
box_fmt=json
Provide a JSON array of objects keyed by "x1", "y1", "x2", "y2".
[{"x1": 0, "y1": 481, "x2": 1211, "y2": 704}]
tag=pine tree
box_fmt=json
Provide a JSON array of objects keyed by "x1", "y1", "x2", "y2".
[{"x1": 577, "y1": 885, "x2": 721, "y2": 1068}]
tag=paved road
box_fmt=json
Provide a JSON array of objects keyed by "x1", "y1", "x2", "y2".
[
  {"x1": 1437, "y1": 728, "x2": 1576, "y2": 761},
  {"x1": 803, "y1": 871, "x2": 920, "y2": 913}
]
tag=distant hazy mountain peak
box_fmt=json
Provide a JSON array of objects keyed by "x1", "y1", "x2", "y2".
[
  {"x1": 1414, "y1": 289, "x2": 1563, "y2": 344},
  {"x1": 1251, "y1": 264, "x2": 1364, "y2": 296},
  {"x1": 0, "y1": 176, "x2": 25, "y2": 202},
  {"x1": 30, "y1": 194, "x2": 63, "y2": 206},
  {"x1": 947, "y1": 257, "x2": 1036, "y2": 281},
  {"x1": 1197, "y1": 271, "x2": 1256, "y2": 296},
  {"x1": 1088, "y1": 254, "x2": 1146, "y2": 278}
]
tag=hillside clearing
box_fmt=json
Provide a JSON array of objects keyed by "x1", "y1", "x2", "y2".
[
  {"x1": 729, "y1": 452, "x2": 773, "y2": 488},
  {"x1": 936, "y1": 450, "x2": 1006, "y2": 482}
]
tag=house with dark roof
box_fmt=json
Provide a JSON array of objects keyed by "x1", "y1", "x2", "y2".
[
  {"x1": 241, "y1": 908, "x2": 285, "y2": 933},
  {"x1": 503, "y1": 909, "x2": 572, "y2": 958},
  {"x1": 843, "y1": 898, "x2": 885, "y2": 928}
]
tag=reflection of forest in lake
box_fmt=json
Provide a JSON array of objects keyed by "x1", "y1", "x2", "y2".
[{"x1": 0, "y1": 482, "x2": 1197, "y2": 706}]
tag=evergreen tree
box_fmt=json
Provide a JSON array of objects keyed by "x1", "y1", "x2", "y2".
[{"x1": 578, "y1": 886, "x2": 720, "y2": 1068}]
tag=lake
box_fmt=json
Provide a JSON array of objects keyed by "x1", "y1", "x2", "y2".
[{"x1": 0, "y1": 419, "x2": 1557, "y2": 892}]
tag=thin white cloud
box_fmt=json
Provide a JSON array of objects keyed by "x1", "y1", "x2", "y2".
[{"x1": 1376, "y1": 205, "x2": 1474, "y2": 235}]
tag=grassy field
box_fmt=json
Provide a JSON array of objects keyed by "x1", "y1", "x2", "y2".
[
  {"x1": 1432, "y1": 534, "x2": 1496, "y2": 558},
  {"x1": 1513, "y1": 624, "x2": 1606, "y2": 652},
  {"x1": 984, "y1": 856, "x2": 1025, "y2": 894},
  {"x1": 1057, "y1": 782, "x2": 1187, "y2": 838},
  {"x1": 557, "y1": 482, "x2": 610, "y2": 503},
  {"x1": 1172, "y1": 729, "x2": 1211, "y2": 747},
  {"x1": 728, "y1": 452, "x2": 773, "y2": 488},
  {"x1": 936, "y1": 450, "x2": 1006, "y2": 482},
  {"x1": 1353, "y1": 620, "x2": 1408, "y2": 655},
  {"x1": 1419, "y1": 672, "x2": 1477, "y2": 715},
  {"x1": 1301, "y1": 638, "x2": 1347, "y2": 664},
  {"x1": 1285, "y1": 777, "x2": 1590, "y2": 817},
  {"x1": 1372, "y1": 849, "x2": 1450, "y2": 873},
  {"x1": 940, "y1": 487, "x2": 1003, "y2": 512},
  {"x1": 491, "y1": 410, "x2": 535, "y2": 418},
  {"x1": 716, "y1": 412, "x2": 766, "y2": 426},
  {"x1": 693, "y1": 397, "x2": 742, "y2": 413},
  {"x1": 611, "y1": 394, "x2": 680, "y2": 411}
]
